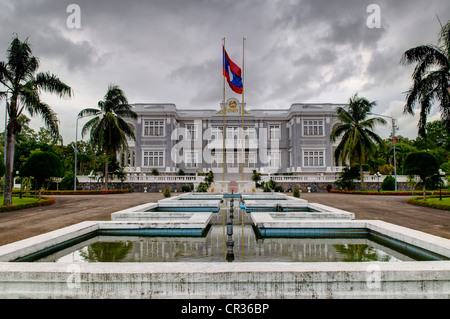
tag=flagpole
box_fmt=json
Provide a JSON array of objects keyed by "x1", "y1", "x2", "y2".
[
  {"x1": 222, "y1": 37, "x2": 226, "y2": 182},
  {"x1": 241, "y1": 37, "x2": 245, "y2": 181}
]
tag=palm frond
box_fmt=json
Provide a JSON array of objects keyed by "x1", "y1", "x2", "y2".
[
  {"x1": 79, "y1": 108, "x2": 101, "y2": 118},
  {"x1": 34, "y1": 72, "x2": 72, "y2": 98},
  {"x1": 81, "y1": 116, "x2": 99, "y2": 137},
  {"x1": 33, "y1": 101, "x2": 61, "y2": 140}
]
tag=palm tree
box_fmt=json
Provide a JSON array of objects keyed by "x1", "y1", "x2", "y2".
[
  {"x1": 330, "y1": 94, "x2": 387, "y2": 189},
  {"x1": 401, "y1": 20, "x2": 450, "y2": 137},
  {"x1": 0, "y1": 36, "x2": 72, "y2": 205},
  {"x1": 79, "y1": 85, "x2": 137, "y2": 190}
]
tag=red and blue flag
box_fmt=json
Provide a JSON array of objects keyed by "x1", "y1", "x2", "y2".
[{"x1": 223, "y1": 46, "x2": 243, "y2": 94}]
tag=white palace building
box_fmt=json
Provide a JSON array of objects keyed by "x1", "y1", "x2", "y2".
[{"x1": 78, "y1": 99, "x2": 392, "y2": 191}]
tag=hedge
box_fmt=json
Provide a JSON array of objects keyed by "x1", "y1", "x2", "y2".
[
  {"x1": 406, "y1": 196, "x2": 450, "y2": 211},
  {"x1": 329, "y1": 190, "x2": 450, "y2": 196},
  {"x1": 10, "y1": 189, "x2": 131, "y2": 196},
  {"x1": 0, "y1": 197, "x2": 55, "y2": 213}
]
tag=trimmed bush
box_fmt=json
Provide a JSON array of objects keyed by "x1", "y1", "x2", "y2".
[
  {"x1": 381, "y1": 175, "x2": 397, "y2": 191},
  {"x1": 162, "y1": 188, "x2": 171, "y2": 198},
  {"x1": 407, "y1": 196, "x2": 450, "y2": 211},
  {"x1": 0, "y1": 196, "x2": 55, "y2": 212},
  {"x1": 292, "y1": 188, "x2": 300, "y2": 198}
]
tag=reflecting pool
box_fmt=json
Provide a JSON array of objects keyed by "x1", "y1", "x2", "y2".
[{"x1": 26, "y1": 225, "x2": 434, "y2": 263}]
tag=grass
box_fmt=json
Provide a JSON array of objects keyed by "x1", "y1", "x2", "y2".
[
  {"x1": 0, "y1": 196, "x2": 40, "y2": 205},
  {"x1": 406, "y1": 196, "x2": 450, "y2": 211},
  {"x1": 426, "y1": 197, "x2": 450, "y2": 206},
  {"x1": 0, "y1": 196, "x2": 55, "y2": 212}
]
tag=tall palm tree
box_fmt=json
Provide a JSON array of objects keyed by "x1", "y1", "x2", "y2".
[
  {"x1": 401, "y1": 20, "x2": 450, "y2": 137},
  {"x1": 79, "y1": 85, "x2": 137, "y2": 190},
  {"x1": 330, "y1": 94, "x2": 387, "y2": 188},
  {"x1": 0, "y1": 36, "x2": 72, "y2": 205}
]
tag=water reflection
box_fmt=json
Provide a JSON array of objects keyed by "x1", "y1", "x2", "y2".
[{"x1": 36, "y1": 225, "x2": 412, "y2": 263}]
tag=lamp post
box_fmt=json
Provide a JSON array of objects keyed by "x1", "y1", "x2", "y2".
[
  {"x1": 74, "y1": 112, "x2": 99, "y2": 191},
  {"x1": 369, "y1": 112, "x2": 398, "y2": 192},
  {"x1": 375, "y1": 171, "x2": 381, "y2": 193},
  {"x1": 74, "y1": 114, "x2": 81, "y2": 191},
  {"x1": 438, "y1": 169, "x2": 446, "y2": 201}
]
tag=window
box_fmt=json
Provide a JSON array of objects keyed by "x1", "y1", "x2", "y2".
[
  {"x1": 143, "y1": 150, "x2": 164, "y2": 167},
  {"x1": 269, "y1": 125, "x2": 280, "y2": 139},
  {"x1": 245, "y1": 151, "x2": 256, "y2": 168},
  {"x1": 268, "y1": 151, "x2": 280, "y2": 168},
  {"x1": 143, "y1": 120, "x2": 165, "y2": 136},
  {"x1": 186, "y1": 123, "x2": 198, "y2": 140},
  {"x1": 211, "y1": 150, "x2": 223, "y2": 168},
  {"x1": 244, "y1": 127, "x2": 256, "y2": 140},
  {"x1": 303, "y1": 120, "x2": 324, "y2": 136},
  {"x1": 210, "y1": 127, "x2": 223, "y2": 141},
  {"x1": 185, "y1": 151, "x2": 199, "y2": 168},
  {"x1": 303, "y1": 150, "x2": 325, "y2": 167},
  {"x1": 227, "y1": 152, "x2": 238, "y2": 168},
  {"x1": 227, "y1": 126, "x2": 240, "y2": 139}
]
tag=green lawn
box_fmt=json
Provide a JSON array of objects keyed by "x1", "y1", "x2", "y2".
[
  {"x1": 407, "y1": 196, "x2": 450, "y2": 211},
  {"x1": 0, "y1": 196, "x2": 40, "y2": 205},
  {"x1": 426, "y1": 197, "x2": 450, "y2": 206}
]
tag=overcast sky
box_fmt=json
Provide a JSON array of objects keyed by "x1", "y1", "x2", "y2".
[{"x1": 1, "y1": 0, "x2": 449, "y2": 143}]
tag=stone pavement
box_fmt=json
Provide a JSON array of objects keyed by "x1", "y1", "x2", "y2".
[{"x1": 0, "y1": 192, "x2": 449, "y2": 246}]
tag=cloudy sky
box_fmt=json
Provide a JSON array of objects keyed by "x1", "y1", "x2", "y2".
[{"x1": 0, "y1": 0, "x2": 449, "y2": 142}]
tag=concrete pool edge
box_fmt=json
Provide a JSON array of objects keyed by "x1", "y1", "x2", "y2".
[
  {"x1": 0, "y1": 261, "x2": 449, "y2": 298},
  {"x1": 1, "y1": 219, "x2": 450, "y2": 298}
]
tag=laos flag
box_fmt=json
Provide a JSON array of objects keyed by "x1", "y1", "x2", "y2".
[{"x1": 223, "y1": 46, "x2": 243, "y2": 94}]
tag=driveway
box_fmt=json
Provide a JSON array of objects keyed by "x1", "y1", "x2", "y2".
[{"x1": 0, "y1": 192, "x2": 448, "y2": 246}]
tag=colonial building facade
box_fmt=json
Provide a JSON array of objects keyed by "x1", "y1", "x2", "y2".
[{"x1": 120, "y1": 99, "x2": 344, "y2": 180}]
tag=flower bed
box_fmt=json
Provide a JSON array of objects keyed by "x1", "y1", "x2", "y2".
[
  {"x1": 406, "y1": 196, "x2": 450, "y2": 211},
  {"x1": 329, "y1": 189, "x2": 450, "y2": 196},
  {"x1": 12, "y1": 189, "x2": 131, "y2": 196},
  {"x1": 0, "y1": 197, "x2": 55, "y2": 213}
]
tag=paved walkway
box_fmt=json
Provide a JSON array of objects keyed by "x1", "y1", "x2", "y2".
[{"x1": 0, "y1": 192, "x2": 449, "y2": 246}]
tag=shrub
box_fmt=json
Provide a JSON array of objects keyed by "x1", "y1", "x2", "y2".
[
  {"x1": 274, "y1": 185, "x2": 283, "y2": 192},
  {"x1": 162, "y1": 188, "x2": 171, "y2": 198},
  {"x1": 335, "y1": 165, "x2": 360, "y2": 190},
  {"x1": 407, "y1": 196, "x2": 450, "y2": 211},
  {"x1": 381, "y1": 175, "x2": 397, "y2": 191},
  {"x1": 326, "y1": 184, "x2": 333, "y2": 192},
  {"x1": 151, "y1": 168, "x2": 159, "y2": 176},
  {"x1": 60, "y1": 174, "x2": 78, "y2": 190},
  {"x1": 181, "y1": 185, "x2": 190, "y2": 192},
  {"x1": 0, "y1": 196, "x2": 55, "y2": 212},
  {"x1": 292, "y1": 188, "x2": 300, "y2": 198},
  {"x1": 196, "y1": 182, "x2": 208, "y2": 192}
]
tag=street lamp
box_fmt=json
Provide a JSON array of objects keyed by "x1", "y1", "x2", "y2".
[
  {"x1": 438, "y1": 169, "x2": 446, "y2": 201},
  {"x1": 375, "y1": 171, "x2": 381, "y2": 193},
  {"x1": 74, "y1": 114, "x2": 81, "y2": 191},
  {"x1": 74, "y1": 111, "x2": 99, "y2": 191},
  {"x1": 368, "y1": 112, "x2": 398, "y2": 192}
]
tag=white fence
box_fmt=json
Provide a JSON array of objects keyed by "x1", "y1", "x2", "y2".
[{"x1": 77, "y1": 173, "x2": 414, "y2": 184}]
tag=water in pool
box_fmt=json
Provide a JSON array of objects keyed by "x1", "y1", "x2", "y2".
[{"x1": 30, "y1": 225, "x2": 422, "y2": 263}]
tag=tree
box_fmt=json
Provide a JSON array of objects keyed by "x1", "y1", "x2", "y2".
[
  {"x1": 404, "y1": 152, "x2": 439, "y2": 201},
  {"x1": 381, "y1": 175, "x2": 397, "y2": 191},
  {"x1": 401, "y1": 20, "x2": 450, "y2": 137},
  {"x1": 79, "y1": 85, "x2": 137, "y2": 190},
  {"x1": 334, "y1": 165, "x2": 361, "y2": 191},
  {"x1": 330, "y1": 94, "x2": 387, "y2": 188},
  {"x1": 0, "y1": 36, "x2": 72, "y2": 205},
  {"x1": 19, "y1": 151, "x2": 64, "y2": 199}
]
